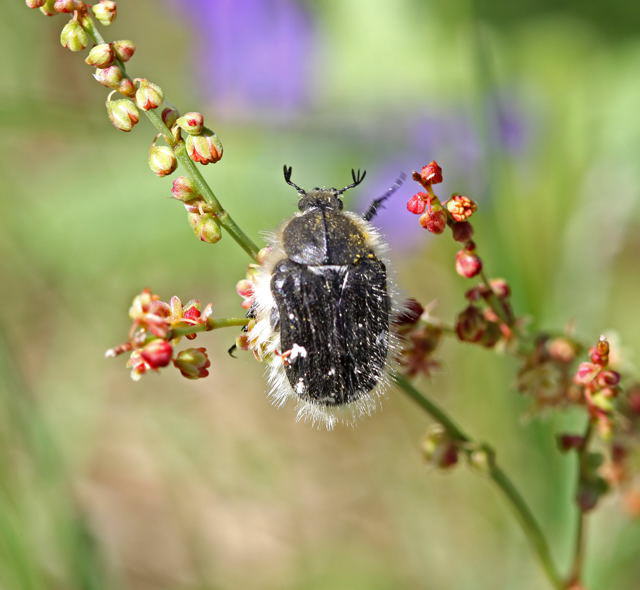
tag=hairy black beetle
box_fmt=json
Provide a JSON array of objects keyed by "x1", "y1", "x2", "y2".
[{"x1": 247, "y1": 166, "x2": 404, "y2": 428}]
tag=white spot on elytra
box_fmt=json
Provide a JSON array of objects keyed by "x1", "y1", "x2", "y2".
[{"x1": 290, "y1": 343, "x2": 307, "y2": 360}]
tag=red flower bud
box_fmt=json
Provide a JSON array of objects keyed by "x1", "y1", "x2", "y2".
[
  {"x1": 446, "y1": 194, "x2": 478, "y2": 222},
  {"x1": 455, "y1": 305, "x2": 486, "y2": 343},
  {"x1": 135, "y1": 79, "x2": 164, "y2": 111},
  {"x1": 162, "y1": 107, "x2": 180, "y2": 128},
  {"x1": 117, "y1": 78, "x2": 136, "y2": 97},
  {"x1": 140, "y1": 340, "x2": 173, "y2": 369},
  {"x1": 574, "y1": 362, "x2": 599, "y2": 385},
  {"x1": 419, "y1": 161, "x2": 443, "y2": 185},
  {"x1": 177, "y1": 112, "x2": 204, "y2": 136},
  {"x1": 455, "y1": 249, "x2": 482, "y2": 278},
  {"x1": 597, "y1": 370, "x2": 620, "y2": 387},
  {"x1": 489, "y1": 278, "x2": 510, "y2": 299},
  {"x1": 112, "y1": 40, "x2": 136, "y2": 62},
  {"x1": 451, "y1": 221, "x2": 474, "y2": 242},
  {"x1": 419, "y1": 208, "x2": 447, "y2": 234},
  {"x1": 406, "y1": 193, "x2": 427, "y2": 215},
  {"x1": 394, "y1": 298, "x2": 425, "y2": 327},
  {"x1": 186, "y1": 129, "x2": 223, "y2": 165},
  {"x1": 173, "y1": 347, "x2": 211, "y2": 379}
]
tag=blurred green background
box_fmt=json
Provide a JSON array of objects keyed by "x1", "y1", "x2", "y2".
[{"x1": 2, "y1": 0, "x2": 640, "y2": 588}]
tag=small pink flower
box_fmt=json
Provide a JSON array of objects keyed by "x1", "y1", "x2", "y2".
[
  {"x1": 455, "y1": 249, "x2": 482, "y2": 278},
  {"x1": 446, "y1": 194, "x2": 478, "y2": 222},
  {"x1": 419, "y1": 208, "x2": 447, "y2": 234},
  {"x1": 574, "y1": 362, "x2": 600, "y2": 385},
  {"x1": 140, "y1": 340, "x2": 173, "y2": 369},
  {"x1": 406, "y1": 193, "x2": 427, "y2": 215},
  {"x1": 419, "y1": 161, "x2": 443, "y2": 185}
]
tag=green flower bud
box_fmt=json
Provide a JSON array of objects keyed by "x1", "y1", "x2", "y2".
[
  {"x1": 188, "y1": 212, "x2": 221, "y2": 244},
  {"x1": 161, "y1": 107, "x2": 180, "y2": 128},
  {"x1": 176, "y1": 112, "x2": 204, "y2": 135},
  {"x1": 186, "y1": 128, "x2": 223, "y2": 165},
  {"x1": 112, "y1": 40, "x2": 136, "y2": 62},
  {"x1": 117, "y1": 78, "x2": 136, "y2": 97},
  {"x1": 93, "y1": 65, "x2": 124, "y2": 90},
  {"x1": 148, "y1": 145, "x2": 177, "y2": 177},
  {"x1": 39, "y1": 0, "x2": 56, "y2": 16},
  {"x1": 54, "y1": 0, "x2": 82, "y2": 12},
  {"x1": 135, "y1": 79, "x2": 164, "y2": 111},
  {"x1": 92, "y1": 0, "x2": 117, "y2": 26},
  {"x1": 60, "y1": 19, "x2": 90, "y2": 52},
  {"x1": 85, "y1": 43, "x2": 115, "y2": 68},
  {"x1": 106, "y1": 97, "x2": 139, "y2": 132},
  {"x1": 26, "y1": 0, "x2": 46, "y2": 8},
  {"x1": 173, "y1": 347, "x2": 211, "y2": 379},
  {"x1": 171, "y1": 176, "x2": 200, "y2": 202}
]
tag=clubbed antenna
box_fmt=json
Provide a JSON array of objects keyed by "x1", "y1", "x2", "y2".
[
  {"x1": 336, "y1": 168, "x2": 367, "y2": 195},
  {"x1": 283, "y1": 165, "x2": 306, "y2": 195}
]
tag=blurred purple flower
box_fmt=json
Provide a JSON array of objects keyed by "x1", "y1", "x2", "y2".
[{"x1": 167, "y1": 0, "x2": 314, "y2": 117}]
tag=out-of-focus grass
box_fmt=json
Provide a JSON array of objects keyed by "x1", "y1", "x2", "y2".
[{"x1": 1, "y1": 1, "x2": 640, "y2": 589}]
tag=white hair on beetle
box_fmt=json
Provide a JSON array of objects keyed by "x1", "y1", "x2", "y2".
[{"x1": 247, "y1": 214, "x2": 405, "y2": 430}]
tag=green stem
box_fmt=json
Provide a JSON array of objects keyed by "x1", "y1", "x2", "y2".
[
  {"x1": 393, "y1": 374, "x2": 564, "y2": 590},
  {"x1": 566, "y1": 420, "x2": 593, "y2": 588},
  {"x1": 82, "y1": 16, "x2": 261, "y2": 261},
  {"x1": 169, "y1": 317, "x2": 248, "y2": 339}
]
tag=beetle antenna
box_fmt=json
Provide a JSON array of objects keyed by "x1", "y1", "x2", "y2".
[
  {"x1": 363, "y1": 172, "x2": 406, "y2": 221},
  {"x1": 336, "y1": 168, "x2": 367, "y2": 195},
  {"x1": 283, "y1": 165, "x2": 306, "y2": 195}
]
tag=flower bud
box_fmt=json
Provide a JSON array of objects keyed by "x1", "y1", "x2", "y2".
[
  {"x1": 596, "y1": 369, "x2": 620, "y2": 387},
  {"x1": 85, "y1": 43, "x2": 115, "y2": 68},
  {"x1": 60, "y1": 19, "x2": 90, "y2": 52},
  {"x1": 171, "y1": 176, "x2": 200, "y2": 202},
  {"x1": 26, "y1": 0, "x2": 46, "y2": 8},
  {"x1": 186, "y1": 128, "x2": 223, "y2": 165},
  {"x1": 39, "y1": 0, "x2": 56, "y2": 15},
  {"x1": 106, "y1": 97, "x2": 139, "y2": 132},
  {"x1": 189, "y1": 213, "x2": 222, "y2": 244},
  {"x1": 394, "y1": 298, "x2": 424, "y2": 327},
  {"x1": 92, "y1": 0, "x2": 117, "y2": 26},
  {"x1": 591, "y1": 337, "x2": 610, "y2": 366},
  {"x1": 112, "y1": 39, "x2": 136, "y2": 62},
  {"x1": 177, "y1": 112, "x2": 204, "y2": 135},
  {"x1": 162, "y1": 107, "x2": 180, "y2": 128},
  {"x1": 451, "y1": 221, "x2": 474, "y2": 242},
  {"x1": 419, "y1": 207, "x2": 447, "y2": 234},
  {"x1": 421, "y1": 425, "x2": 458, "y2": 469},
  {"x1": 455, "y1": 305, "x2": 487, "y2": 343},
  {"x1": 93, "y1": 65, "x2": 124, "y2": 89},
  {"x1": 117, "y1": 78, "x2": 135, "y2": 97},
  {"x1": 173, "y1": 347, "x2": 211, "y2": 379},
  {"x1": 140, "y1": 340, "x2": 173, "y2": 369},
  {"x1": 135, "y1": 79, "x2": 164, "y2": 111},
  {"x1": 53, "y1": 0, "x2": 82, "y2": 13},
  {"x1": 455, "y1": 249, "x2": 482, "y2": 278},
  {"x1": 406, "y1": 192, "x2": 427, "y2": 215},
  {"x1": 148, "y1": 145, "x2": 177, "y2": 177},
  {"x1": 419, "y1": 161, "x2": 443, "y2": 185},
  {"x1": 446, "y1": 194, "x2": 478, "y2": 222},
  {"x1": 547, "y1": 337, "x2": 577, "y2": 364},
  {"x1": 574, "y1": 362, "x2": 599, "y2": 385}
]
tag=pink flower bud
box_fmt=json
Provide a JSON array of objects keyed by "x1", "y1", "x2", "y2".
[
  {"x1": 394, "y1": 298, "x2": 425, "y2": 327},
  {"x1": 547, "y1": 337, "x2": 577, "y2": 364},
  {"x1": 455, "y1": 249, "x2": 482, "y2": 278},
  {"x1": 117, "y1": 78, "x2": 135, "y2": 97},
  {"x1": 162, "y1": 107, "x2": 179, "y2": 128},
  {"x1": 455, "y1": 305, "x2": 486, "y2": 343},
  {"x1": 85, "y1": 43, "x2": 115, "y2": 68},
  {"x1": 574, "y1": 362, "x2": 599, "y2": 385},
  {"x1": 419, "y1": 208, "x2": 447, "y2": 234},
  {"x1": 148, "y1": 145, "x2": 177, "y2": 177},
  {"x1": 177, "y1": 112, "x2": 204, "y2": 135},
  {"x1": 171, "y1": 176, "x2": 200, "y2": 202},
  {"x1": 92, "y1": 0, "x2": 117, "y2": 26},
  {"x1": 173, "y1": 347, "x2": 211, "y2": 379},
  {"x1": 106, "y1": 97, "x2": 139, "y2": 132},
  {"x1": 489, "y1": 278, "x2": 510, "y2": 299},
  {"x1": 112, "y1": 39, "x2": 136, "y2": 62},
  {"x1": 94, "y1": 65, "x2": 124, "y2": 90},
  {"x1": 60, "y1": 18, "x2": 90, "y2": 52},
  {"x1": 140, "y1": 340, "x2": 173, "y2": 369},
  {"x1": 53, "y1": 0, "x2": 82, "y2": 13},
  {"x1": 135, "y1": 79, "x2": 164, "y2": 111},
  {"x1": 597, "y1": 370, "x2": 621, "y2": 387},
  {"x1": 406, "y1": 193, "x2": 427, "y2": 215},
  {"x1": 25, "y1": 0, "x2": 46, "y2": 8},
  {"x1": 186, "y1": 129, "x2": 223, "y2": 165},
  {"x1": 451, "y1": 221, "x2": 474, "y2": 242},
  {"x1": 590, "y1": 337, "x2": 610, "y2": 366},
  {"x1": 446, "y1": 194, "x2": 478, "y2": 222},
  {"x1": 188, "y1": 212, "x2": 222, "y2": 244},
  {"x1": 420, "y1": 161, "x2": 443, "y2": 185}
]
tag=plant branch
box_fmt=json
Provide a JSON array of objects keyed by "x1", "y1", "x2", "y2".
[
  {"x1": 169, "y1": 317, "x2": 248, "y2": 339},
  {"x1": 393, "y1": 373, "x2": 564, "y2": 589},
  {"x1": 82, "y1": 16, "x2": 261, "y2": 261}
]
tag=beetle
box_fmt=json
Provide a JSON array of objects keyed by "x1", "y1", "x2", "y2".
[{"x1": 245, "y1": 166, "x2": 404, "y2": 429}]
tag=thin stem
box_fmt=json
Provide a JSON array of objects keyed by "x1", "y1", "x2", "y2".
[
  {"x1": 169, "y1": 317, "x2": 248, "y2": 339},
  {"x1": 82, "y1": 17, "x2": 261, "y2": 261},
  {"x1": 566, "y1": 420, "x2": 593, "y2": 588},
  {"x1": 393, "y1": 373, "x2": 564, "y2": 590},
  {"x1": 479, "y1": 269, "x2": 513, "y2": 327}
]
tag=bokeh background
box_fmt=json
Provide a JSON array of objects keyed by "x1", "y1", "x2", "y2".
[{"x1": 2, "y1": 0, "x2": 640, "y2": 588}]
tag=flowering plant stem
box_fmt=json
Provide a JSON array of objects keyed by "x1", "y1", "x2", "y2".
[
  {"x1": 393, "y1": 373, "x2": 565, "y2": 589},
  {"x1": 169, "y1": 317, "x2": 248, "y2": 339},
  {"x1": 82, "y1": 16, "x2": 261, "y2": 261}
]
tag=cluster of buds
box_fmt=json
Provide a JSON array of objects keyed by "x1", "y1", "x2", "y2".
[
  {"x1": 395, "y1": 299, "x2": 443, "y2": 377},
  {"x1": 573, "y1": 337, "x2": 622, "y2": 437},
  {"x1": 106, "y1": 289, "x2": 213, "y2": 380},
  {"x1": 407, "y1": 161, "x2": 480, "y2": 278},
  {"x1": 163, "y1": 110, "x2": 223, "y2": 165},
  {"x1": 170, "y1": 176, "x2": 222, "y2": 244}
]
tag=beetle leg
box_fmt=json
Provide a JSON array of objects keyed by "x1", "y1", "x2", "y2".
[
  {"x1": 227, "y1": 305, "x2": 257, "y2": 358},
  {"x1": 363, "y1": 172, "x2": 406, "y2": 221}
]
